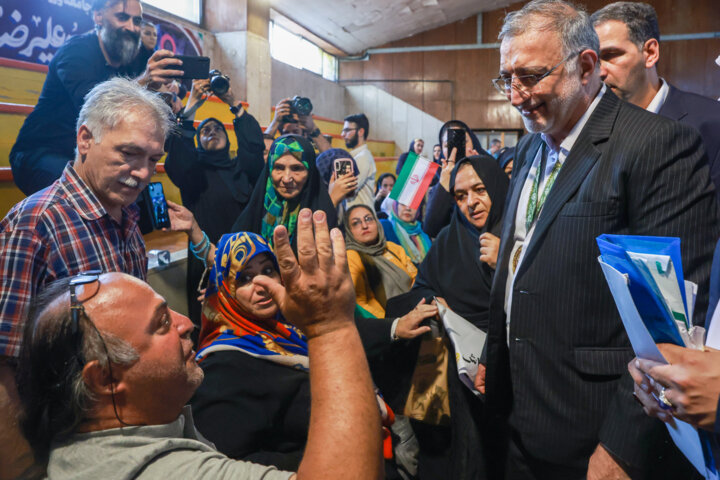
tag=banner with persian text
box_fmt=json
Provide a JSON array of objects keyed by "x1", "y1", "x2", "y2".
[{"x1": 0, "y1": 1, "x2": 202, "y2": 65}]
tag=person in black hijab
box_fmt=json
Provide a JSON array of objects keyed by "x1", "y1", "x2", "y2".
[
  {"x1": 497, "y1": 146, "x2": 515, "y2": 179},
  {"x1": 232, "y1": 134, "x2": 338, "y2": 248},
  {"x1": 164, "y1": 84, "x2": 265, "y2": 330},
  {"x1": 384, "y1": 154, "x2": 509, "y2": 480},
  {"x1": 424, "y1": 120, "x2": 488, "y2": 237},
  {"x1": 395, "y1": 138, "x2": 425, "y2": 175}
]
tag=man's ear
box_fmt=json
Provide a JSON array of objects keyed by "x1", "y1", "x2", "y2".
[
  {"x1": 76, "y1": 125, "x2": 94, "y2": 157},
  {"x1": 643, "y1": 38, "x2": 660, "y2": 69},
  {"x1": 578, "y1": 48, "x2": 599, "y2": 85},
  {"x1": 82, "y1": 360, "x2": 126, "y2": 396},
  {"x1": 93, "y1": 9, "x2": 104, "y2": 28},
  {"x1": 358, "y1": 128, "x2": 366, "y2": 141}
]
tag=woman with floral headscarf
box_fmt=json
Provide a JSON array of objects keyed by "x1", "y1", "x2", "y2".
[
  {"x1": 191, "y1": 231, "x2": 399, "y2": 472},
  {"x1": 231, "y1": 135, "x2": 337, "y2": 248},
  {"x1": 189, "y1": 231, "x2": 313, "y2": 469}
]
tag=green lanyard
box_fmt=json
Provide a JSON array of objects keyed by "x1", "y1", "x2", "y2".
[{"x1": 525, "y1": 144, "x2": 562, "y2": 231}]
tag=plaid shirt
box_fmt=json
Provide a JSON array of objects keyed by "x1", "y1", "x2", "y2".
[{"x1": 0, "y1": 165, "x2": 147, "y2": 358}]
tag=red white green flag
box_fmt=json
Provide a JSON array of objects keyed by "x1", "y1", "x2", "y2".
[{"x1": 390, "y1": 152, "x2": 439, "y2": 209}]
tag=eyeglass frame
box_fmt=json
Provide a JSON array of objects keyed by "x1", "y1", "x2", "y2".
[
  {"x1": 491, "y1": 51, "x2": 581, "y2": 96},
  {"x1": 341, "y1": 127, "x2": 358, "y2": 135},
  {"x1": 349, "y1": 214, "x2": 376, "y2": 229},
  {"x1": 68, "y1": 270, "x2": 137, "y2": 426}
]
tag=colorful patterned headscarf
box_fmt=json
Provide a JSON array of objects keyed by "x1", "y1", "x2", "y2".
[
  {"x1": 196, "y1": 231, "x2": 309, "y2": 371},
  {"x1": 261, "y1": 137, "x2": 310, "y2": 246}
]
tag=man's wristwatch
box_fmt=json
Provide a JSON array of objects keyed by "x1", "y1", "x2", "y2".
[{"x1": 309, "y1": 127, "x2": 322, "y2": 138}]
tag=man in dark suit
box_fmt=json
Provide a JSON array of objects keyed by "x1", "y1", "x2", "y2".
[
  {"x1": 592, "y1": 2, "x2": 720, "y2": 202},
  {"x1": 480, "y1": 0, "x2": 719, "y2": 478}
]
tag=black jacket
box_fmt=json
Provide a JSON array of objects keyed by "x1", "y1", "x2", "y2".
[{"x1": 485, "y1": 89, "x2": 719, "y2": 475}]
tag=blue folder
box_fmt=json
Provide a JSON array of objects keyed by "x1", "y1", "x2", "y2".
[{"x1": 596, "y1": 234, "x2": 686, "y2": 346}]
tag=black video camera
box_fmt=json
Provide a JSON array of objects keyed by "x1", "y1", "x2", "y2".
[
  {"x1": 282, "y1": 95, "x2": 313, "y2": 123},
  {"x1": 209, "y1": 69, "x2": 230, "y2": 96}
]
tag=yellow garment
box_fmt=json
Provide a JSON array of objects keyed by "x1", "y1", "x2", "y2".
[{"x1": 347, "y1": 241, "x2": 417, "y2": 318}]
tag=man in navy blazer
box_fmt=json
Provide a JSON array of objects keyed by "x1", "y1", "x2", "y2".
[
  {"x1": 593, "y1": 2, "x2": 720, "y2": 202},
  {"x1": 481, "y1": 1, "x2": 719, "y2": 478}
]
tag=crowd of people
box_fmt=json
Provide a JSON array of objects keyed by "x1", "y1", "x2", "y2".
[{"x1": 2, "y1": 0, "x2": 720, "y2": 479}]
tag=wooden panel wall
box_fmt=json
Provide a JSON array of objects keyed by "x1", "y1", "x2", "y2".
[{"x1": 340, "y1": 0, "x2": 720, "y2": 131}]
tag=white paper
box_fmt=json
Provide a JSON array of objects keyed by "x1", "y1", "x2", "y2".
[
  {"x1": 599, "y1": 259, "x2": 665, "y2": 363},
  {"x1": 436, "y1": 301, "x2": 486, "y2": 397},
  {"x1": 626, "y1": 251, "x2": 689, "y2": 329},
  {"x1": 685, "y1": 280, "x2": 698, "y2": 323},
  {"x1": 705, "y1": 300, "x2": 720, "y2": 349},
  {"x1": 599, "y1": 258, "x2": 713, "y2": 478}
]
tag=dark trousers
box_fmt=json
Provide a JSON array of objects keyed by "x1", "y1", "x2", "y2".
[
  {"x1": 10, "y1": 148, "x2": 71, "y2": 196},
  {"x1": 505, "y1": 430, "x2": 586, "y2": 480}
]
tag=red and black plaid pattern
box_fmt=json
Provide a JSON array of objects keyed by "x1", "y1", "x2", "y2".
[{"x1": 0, "y1": 165, "x2": 147, "y2": 358}]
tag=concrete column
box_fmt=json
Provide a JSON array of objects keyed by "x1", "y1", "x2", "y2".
[{"x1": 203, "y1": 0, "x2": 272, "y2": 126}]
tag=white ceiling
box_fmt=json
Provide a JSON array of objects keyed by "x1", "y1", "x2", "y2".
[{"x1": 270, "y1": 0, "x2": 518, "y2": 55}]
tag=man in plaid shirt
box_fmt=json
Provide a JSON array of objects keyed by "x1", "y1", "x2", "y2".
[{"x1": 0, "y1": 77, "x2": 174, "y2": 478}]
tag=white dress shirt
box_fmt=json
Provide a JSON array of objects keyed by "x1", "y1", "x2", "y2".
[{"x1": 645, "y1": 78, "x2": 670, "y2": 114}]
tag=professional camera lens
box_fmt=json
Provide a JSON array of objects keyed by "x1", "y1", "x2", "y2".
[
  {"x1": 209, "y1": 69, "x2": 230, "y2": 96},
  {"x1": 292, "y1": 96, "x2": 313, "y2": 117}
]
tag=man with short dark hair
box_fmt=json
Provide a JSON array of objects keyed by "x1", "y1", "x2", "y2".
[
  {"x1": 592, "y1": 1, "x2": 720, "y2": 200},
  {"x1": 9, "y1": 0, "x2": 181, "y2": 195},
  {"x1": 0, "y1": 77, "x2": 174, "y2": 478},
  {"x1": 264, "y1": 98, "x2": 332, "y2": 153},
  {"x1": 480, "y1": 0, "x2": 718, "y2": 477},
  {"x1": 342, "y1": 113, "x2": 376, "y2": 209},
  {"x1": 16, "y1": 211, "x2": 382, "y2": 479}
]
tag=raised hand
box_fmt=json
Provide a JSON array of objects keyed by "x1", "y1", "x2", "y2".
[
  {"x1": 253, "y1": 209, "x2": 356, "y2": 338},
  {"x1": 439, "y1": 147, "x2": 457, "y2": 192},
  {"x1": 329, "y1": 172, "x2": 359, "y2": 206},
  {"x1": 137, "y1": 50, "x2": 183, "y2": 90}
]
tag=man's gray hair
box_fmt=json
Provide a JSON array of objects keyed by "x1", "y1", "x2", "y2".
[
  {"x1": 591, "y1": 2, "x2": 660, "y2": 49},
  {"x1": 76, "y1": 76, "x2": 174, "y2": 144},
  {"x1": 499, "y1": 0, "x2": 600, "y2": 67}
]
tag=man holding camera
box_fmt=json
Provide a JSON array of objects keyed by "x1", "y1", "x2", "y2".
[
  {"x1": 265, "y1": 97, "x2": 332, "y2": 153},
  {"x1": 9, "y1": 0, "x2": 182, "y2": 196}
]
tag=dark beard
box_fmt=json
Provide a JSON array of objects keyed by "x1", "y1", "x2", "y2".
[
  {"x1": 345, "y1": 134, "x2": 359, "y2": 150},
  {"x1": 100, "y1": 24, "x2": 140, "y2": 66}
]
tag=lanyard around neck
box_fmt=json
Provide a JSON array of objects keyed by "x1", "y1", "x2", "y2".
[{"x1": 525, "y1": 143, "x2": 562, "y2": 231}]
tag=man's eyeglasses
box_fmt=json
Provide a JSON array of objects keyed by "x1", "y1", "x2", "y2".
[
  {"x1": 341, "y1": 127, "x2": 357, "y2": 135},
  {"x1": 69, "y1": 270, "x2": 103, "y2": 361},
  {"x1": 349, "y1": 215, "x2": 375, "y2": 229},
  {"x1": 491, "y1": 52, "x2": 579, "y2": 96}
]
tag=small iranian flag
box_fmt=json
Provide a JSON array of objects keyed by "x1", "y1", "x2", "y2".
[{"x1": 390, "y1": 152, "x2": 439, "y2": 209}]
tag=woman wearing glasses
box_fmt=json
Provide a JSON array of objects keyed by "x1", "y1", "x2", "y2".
[{"x1": 344, "y1": 205, "x2": 417, "y2": 319}]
